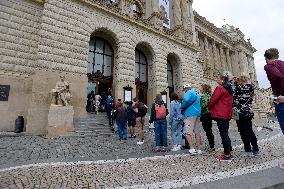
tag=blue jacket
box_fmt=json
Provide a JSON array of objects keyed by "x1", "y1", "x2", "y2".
[
  {"x1": 181, "y1": 89, "x2": 201, "y2": 118},
  {"x1": 169, "y1": 100, "x2": 183, "y2": 126}
]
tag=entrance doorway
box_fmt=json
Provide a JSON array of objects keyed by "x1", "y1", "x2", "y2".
[
  {"x1": 136, "y1": 84, "x2": 147, "y2": 104},
  {"x1": 97, "y1": 80, "x2": 112, "y2": 96}
]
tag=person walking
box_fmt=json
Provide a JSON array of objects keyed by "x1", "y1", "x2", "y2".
[
  {"x1": 264, "y1": 48, "x2": 284, "y2": 169},
  {"x1": 169, "y1": 93, "x2": 183, "y2": 151},
  {"x1": 114, "y1": 102, "x2": 128, "y2": 140},
  {"x1": 133, "y1": 97, "x2": 148, "y2": 145},
  {"x1": 149, "y1": 94, "x2": 168, "y2": 152},
  {"x1": 208, "y1": 72, "x2": 234, "y2": 161},
  {"x1": 181, "y1": 83, "x2": 202, "y2": 155},
  {"x1": 200, "y1": 84, "x2": 215, "y2": 153},
  {"x1": 127, "y1": 101, "x2": 136, "y2": 138},
  {"x1": 233, "y1": 75, "x2": 259, "y2": 157}
]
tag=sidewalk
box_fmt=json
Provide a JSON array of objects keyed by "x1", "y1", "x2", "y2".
[{"x1": 0, "y1": 120, "x2": 283, "y2": 188}]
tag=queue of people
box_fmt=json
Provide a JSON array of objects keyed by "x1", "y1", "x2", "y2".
[{"x1": 89, "y1": 48, "x2": 284, "y2": 165}]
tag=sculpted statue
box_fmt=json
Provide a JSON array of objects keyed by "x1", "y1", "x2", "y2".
[
  {"x1": 151, "y1": 0, "x2": 159, "y2": 13},
  {"x1": 172, "y1": 0, "x2": 193, "y2": 29},
  {"x1": 172, "y1": 0, "x2": 182, "y2": 27},
  {"x1": 51, "y1": 75, "x2": 72, "y2": 106},
  {"x1": 181, "y1": 0, "x2": 191, "y2": 29}
]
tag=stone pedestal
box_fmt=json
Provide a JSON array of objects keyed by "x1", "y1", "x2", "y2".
[{"x1": 47, "y1": 105, "x2": 74, "y2": 138}]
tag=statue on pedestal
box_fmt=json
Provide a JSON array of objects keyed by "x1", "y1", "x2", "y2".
[{"x1": 51, "y1": 75, "x2": 72, "y2": 106}]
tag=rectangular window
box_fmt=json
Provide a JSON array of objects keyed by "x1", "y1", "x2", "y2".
[
  {"x1": 96, "y1": 39, "x2": 104, "y2": 53},
  {"x1": 104, "y1": 55, "x2": 112, "y2": 76}
]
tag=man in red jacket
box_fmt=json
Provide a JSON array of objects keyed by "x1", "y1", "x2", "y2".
[
  {"x1": 208, "y1": 72, "x2": 234, "y2": 161},
  {"x1": 264, "y1": 48, "x2": 284, "y2": 169}
]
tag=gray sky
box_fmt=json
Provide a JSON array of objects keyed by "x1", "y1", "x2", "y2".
[{"x1": 193, "y1": 0, "x2": 284, "y2": 88}]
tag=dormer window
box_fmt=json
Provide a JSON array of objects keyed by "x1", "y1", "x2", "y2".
[{"x1": 133, "y1": 3, "x2": 142, "y2": 17}]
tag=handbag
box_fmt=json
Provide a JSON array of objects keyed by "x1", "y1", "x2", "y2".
[{"x1": 232, "y1": 109, "x2": 239, "y2": 120}]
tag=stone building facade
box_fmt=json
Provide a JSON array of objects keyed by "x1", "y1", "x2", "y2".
[{"x1": 0, "y1": 0, "x2": 257, "y2": 134}]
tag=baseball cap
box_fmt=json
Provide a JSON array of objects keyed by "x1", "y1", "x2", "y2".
[{"x1": 183, "y1": 83, "x2": 191, "y2": 89}]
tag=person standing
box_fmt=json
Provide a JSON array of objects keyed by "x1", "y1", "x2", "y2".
[
  {"x1": 233, "y1": 75, "x2": 259, "y2": 157},
  {"x1": 169, "y1": 93, "x2": 183, "y2": 151},
  {"x1": 181, "y1": 83, "x2": 202, "y2": 155},
  {"x1": 114, "y1": 102, "x2": 128, "y2": 140},
  {"x1": 87, "y1": 90, "x2": 95, "y2": 113},
  {"x1": 208, "y1": 72, "x2": 234, "y2": 161},
  {"x1": 200, "y1": 84, "x2": 215, "y2": 153},
  {"x1": 127, "y1": 101, "x2": 136, "y2": 138},
  {"x1": 94, "y1": 93, "x2": 101, "y2": 114},
  {"x1": 149, "y1": 94, "x2": 168, "y2": 152},
  {"x1": 106, "y1": 94, "x2": 114, "y2": 125},
  {"x1": 264, "y1": 48, "x2": 284, "y2": 169},
  {"x1": 133, "y1": 97, "x2": 148, "y2": 145}
]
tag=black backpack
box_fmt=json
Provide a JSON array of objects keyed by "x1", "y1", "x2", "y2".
[{"x1": 138, "y1": 102, "x2": 147, "y2": 117}]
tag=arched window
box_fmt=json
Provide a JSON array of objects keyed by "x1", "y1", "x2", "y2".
[
  {"x1": 167, "y1": 61, "x2": 173, "y2": 87},
  {"x1": 135, "y1": 49, "x2": 147, "y2": 82},
  {"x1": 87, "y1": 38, "x2": 113, "y2": 77}
]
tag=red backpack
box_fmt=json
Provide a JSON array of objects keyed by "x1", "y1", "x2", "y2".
[{"x1": 155, "y1": 104, "x2": 166, "y2": 120}]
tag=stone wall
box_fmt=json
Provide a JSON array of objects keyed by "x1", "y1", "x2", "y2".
[{"x1": 0, "y1": 0, "x2": 261, "y2": 134}]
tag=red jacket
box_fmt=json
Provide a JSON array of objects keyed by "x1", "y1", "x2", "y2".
[
  {"x1": 264, "y1": 60, "x2": 284, "y2": 96},
  {"x1": 208, "y1": 85, "x2": 233, "y2": 120}
]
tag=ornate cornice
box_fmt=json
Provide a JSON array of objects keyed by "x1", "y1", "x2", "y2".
[
  {"x1": 78, "y1": 0, "x2": 200, "y2": 52},
  {"x1": 194, "y1": 11, "x2": 256, "y2": 53}
]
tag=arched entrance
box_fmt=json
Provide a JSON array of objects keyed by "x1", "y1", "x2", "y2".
[
  {"x1": 87, "y1": 36, "x2": 114, "y2": 97},
  {"x1": 167, "y1": 61, "x2": 174, "y2": 100},
  {"x1": 167, "y1": 53, "x2": 181, "y2": 100},
  {"x1": 135, "y1": 48, "x2": 148, "y2": 104}
]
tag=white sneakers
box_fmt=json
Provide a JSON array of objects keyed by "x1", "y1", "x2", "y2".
[
  {"x1": 137, "y1": 141, "x2": 144, "y2": 145},
  {"x1": 171, "y1": 145, "x2": 181, "y2": 152},
  {"x1": 189, "y1": 148, "x2": 202, "y2": 155}
]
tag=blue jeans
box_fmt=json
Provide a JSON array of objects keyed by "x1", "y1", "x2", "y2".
[
  {"x1": 275, "y1": 103, "x2": 284, "y2": 134},
  {"x1": 117, "y1": 121, "x2": 127, "y2": 140},
  {"x1": 171, "y1": 120, "x2": 183, "y2": 145},
  {"x1": 154, "y1": 119, "x2": 167, "y2": 147}
]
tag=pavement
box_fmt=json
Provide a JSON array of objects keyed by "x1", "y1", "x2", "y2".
[{"x1": 0, "y1": 116, "x2": 283, "y2": 189}]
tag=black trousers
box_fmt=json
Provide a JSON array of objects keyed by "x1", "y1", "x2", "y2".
[
  {"x1": 215, "y1": 118, "x2": 232, "y2": 155},
  {"x1": 237, "y1": 114, "x2": 259, "y2": 152},
  {"x1": 201, "y1": 113, "x2": 215, "y2": 149}
]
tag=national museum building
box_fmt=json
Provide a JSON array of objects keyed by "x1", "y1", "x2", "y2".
[{"x1": 0, "y1": 0, "x2": 258, "y2": 134}]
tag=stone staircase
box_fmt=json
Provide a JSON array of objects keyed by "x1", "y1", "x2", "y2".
[{"x1": 61, "y1": 112, "x2": 114, "y2": 137}]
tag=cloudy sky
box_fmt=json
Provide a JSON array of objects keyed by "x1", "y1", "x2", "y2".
[{"x1": 193, "y1": 0, "x2": 284, "y2": 88}]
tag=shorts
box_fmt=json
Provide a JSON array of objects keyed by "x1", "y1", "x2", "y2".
[
  {"x1": 183, "y1": 116, "x2": 201, "y2": 135},
  {"x1": 128, "y1": 120, "x2": 136, "y2": 127}
]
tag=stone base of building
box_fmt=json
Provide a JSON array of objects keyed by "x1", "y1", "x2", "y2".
[{"x1": 47, "y1": 105, "x2": 74, "y2": 138}]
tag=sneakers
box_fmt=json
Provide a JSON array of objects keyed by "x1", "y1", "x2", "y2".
[
  {"x1": 160, "y1": 146, "x2": 168, "y2": 152},
  {"x1": 196, "y1": 149, "x2": 202, "y2": 155},
  {"x1": 240, "y1": 151, "x2": 255, "y2": 158},
  {"x1": 171, "y1": 145, "x2": 181, "y2": 152},
  {"x1": 189, "y1": 148, "x2": 198, "y2": 155},
  {"x1": 137, "y1": 140, "x2": 144, "y2": 145},
  {"x1": 253, "y1": 151, "x2": 260, "y2": 156},
  {"x1": 153, "y1": 146, "x2": 160, "y2": 152},
  {"x1": 279, "y1": 163, "x2": 284, "y2": 170},
  {"x1": 216, "y1": 153, "x2": 233, "y2": 162}
]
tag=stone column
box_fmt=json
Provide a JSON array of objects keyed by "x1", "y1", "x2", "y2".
[
  {"x1": 225, "y1": 48, "x2": 233, "y2": 73},
  {"x1": 220, "y1": 47, "x2": 226, "y2": 71},
  {"x1": 212, "y1": 41, "x2": 218, "y2": 70}
]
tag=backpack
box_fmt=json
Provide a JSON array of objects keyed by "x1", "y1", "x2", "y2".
[
  {"x1": 138, "y1": 102, "x2": 147, "y2": 117},
  {"x1": 155, "y1": 103, "x2": 166, "y2": 120}
]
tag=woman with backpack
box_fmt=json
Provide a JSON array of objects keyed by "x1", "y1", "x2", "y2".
[
  {"x1": 149, "y1": 94, "x2": 168, "y2": 152},
  {"x1": 208, "y1": 72, "x2": 234, "y2": 161},
  {"x1": 169, "y1": 93, "x2": 183, "y2": 151}
]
